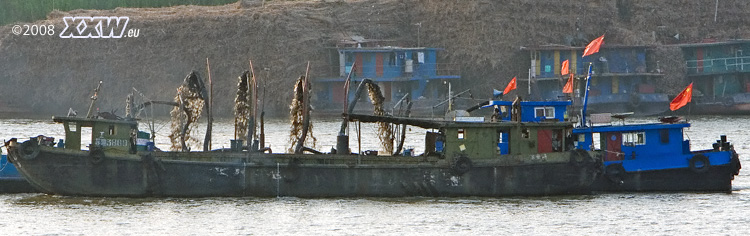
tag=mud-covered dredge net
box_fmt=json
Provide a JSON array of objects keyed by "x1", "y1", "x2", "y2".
[
  {"x1": 168, "y1": 72, "x2": 206, "y2": 151},
  {"x1": 235, "y1": 71, "x2": 251, "y2": 142},
  {"x1": 367, "y1": 82, "x2": 394, "y2": 154},
  {"x1": 288, "y1": 76, "x2": 316, "y2": 153}
]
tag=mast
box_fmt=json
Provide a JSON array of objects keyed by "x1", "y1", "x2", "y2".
[
  {"x1": 86, "y1": 81, "x2": 103, "y2": 118},
  {"x1": 247, "y1": 60, "x2": 258, "y2": 150},
  {"x1": 581, "y1": 63, "x2": 593, "y2": 127},
  {"x1": 203, "y1": 58, "x2": 213, "y2": 151}
]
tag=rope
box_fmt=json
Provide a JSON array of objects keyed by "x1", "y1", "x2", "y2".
[{"x1": 602, "y1": 149, "x2": 625, "y2": 156}]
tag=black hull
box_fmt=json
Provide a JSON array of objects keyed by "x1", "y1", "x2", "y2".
[
  {"x1": 678, "y1": 102, "x2": 750, "y2": 115},
  {"x1": 0, "y1": 178, "x2": 37, "y2": 193},
  {"x1": 8, "y1": 148, "x2": 601, "y2": 198},
  {"x1": 592, "y1": 164, "x2": 735, "y2": 192}
]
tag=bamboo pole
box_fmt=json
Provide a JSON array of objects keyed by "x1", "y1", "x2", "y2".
[{"x1": 203, "y1": 58, "x2": 213, "y2": 151}]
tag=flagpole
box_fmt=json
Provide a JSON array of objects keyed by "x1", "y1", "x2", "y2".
[
  {"x1": 581, "y1": 63, "x2": 593, "y2": 127},
  {"x1": 685, "y1": 82, "x2": 696, "y2": 123}
]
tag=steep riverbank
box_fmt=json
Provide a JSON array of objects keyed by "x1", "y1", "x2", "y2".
[{"x1": 1, "y1": 0, "x2": 748, "y2": 117}]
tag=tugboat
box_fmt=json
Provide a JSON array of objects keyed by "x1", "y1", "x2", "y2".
[
  {"x1": 573, "y1": 113, "x2": 741, "y2": 192},
  {"x1": 4, "y1": 74, "x2": 602, "y2": 198},
  {"x1": 480, "y1": 100, "x2": 741, "y2": 192}
]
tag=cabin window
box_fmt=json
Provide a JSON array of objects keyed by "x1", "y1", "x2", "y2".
[
  {"x1": 68, "y1": 122, "x2": 77, "y2": 132},
  {"x1": 389, "y1": 52, "x2": 397, "y2": 65},
  {"x1": 623, "y1": 132, "x2": 645, "y2": 146},
  {"x1": 534, "y1": 107, "x2": 555, "y2": 119},
  {"x1": 521, "y1": 128, "x2": 530, "y2": 139},
  {"x1": 660, "y1": 129, "x2": 669, "y2": 144},
  {"x1": 108, "y1": 125, "x2": 116, "y2": 136},
  {"x1": 457, "y1": 129, "x2": 465, "y2": 139},
  {"x1": 592, "y1": 133, "x2": 602, "y2": 150}
]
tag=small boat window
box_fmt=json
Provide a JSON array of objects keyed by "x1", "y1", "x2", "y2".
[
  {"x1": 109, "y1": 125, "x2": 116, "y2": 136},
  {"x1": 457, "y1": 129, "x2": 465, "y2": 139},
  {"x1": 521, "y1": 128, "x2": 530, "y2": 139},
  {"x1": 623, "y1": 132, "x2": 645, "y2": 146},
  {"x1": 68, "y1": 122, "x2": 77, "y2": 132},
  {"x1": 534, "y1": 107, "x2": 555, "y2": 119}
]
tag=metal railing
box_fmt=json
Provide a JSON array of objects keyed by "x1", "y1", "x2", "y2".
[
  {"x1": 315, "y1": 63, "x2": 461, "y2": 79},
  {"x1": 685, "y1": 56, "x2": 750, "y2": 75}
]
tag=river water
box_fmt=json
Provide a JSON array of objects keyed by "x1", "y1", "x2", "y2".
[{"x1": 0, "y1": 115, "x2": 749, "y2": 235}]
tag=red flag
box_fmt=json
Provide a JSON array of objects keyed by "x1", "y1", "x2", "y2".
[
  {"x1": 562, "y1": 74, "x2": 574, "y2": 93},
  {"x1": 669, "y1": 82, "x2": 693, "y2": 111},
  {"x1": 503, "y1": 77, "x2": 517, "y2": 95},
  {"x1": 561, "y1": 60, "x2": 570, "y2": 75},
  {"x1": 582, "y1": 34, "x2": 605, "y2": 58}
]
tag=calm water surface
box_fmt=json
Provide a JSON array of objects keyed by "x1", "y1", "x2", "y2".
[{"x1": 1, "y1": 115, "x2": 749, "y2": 235}]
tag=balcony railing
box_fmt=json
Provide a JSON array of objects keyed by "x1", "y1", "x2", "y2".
[{"x1": 686, "y1": 56, "x2": 750, "y2": 75}]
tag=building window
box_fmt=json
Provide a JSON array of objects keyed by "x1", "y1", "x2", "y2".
[
  {"x1": 534, "y1": 107, "x2": 555, "y2": 119},
  {"x1": 623, "y1": 132, "x2": 645, "y2": 146}
]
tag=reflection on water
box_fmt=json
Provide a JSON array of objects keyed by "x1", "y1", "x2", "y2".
[{"x1": 1, "y1": 116, "x2": 750, "y2": 235}]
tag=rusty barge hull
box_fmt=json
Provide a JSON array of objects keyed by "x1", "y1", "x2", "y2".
[{"x1": 9, "y1": 146, "x2": 600, "y2": 198}]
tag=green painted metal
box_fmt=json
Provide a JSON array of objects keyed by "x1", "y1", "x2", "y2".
[{"x1": 53, "y1": 116, "x2": 137, "y2": 152}]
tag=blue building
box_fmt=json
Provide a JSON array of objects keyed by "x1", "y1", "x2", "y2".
[
  {"x1": 680, "y1": 40, "x2": 750, "y2": 114},
  {"x1": 315, "y1": 45, "x2": 460, "y2": 115},
  {"x1": 523, "y1": 45, "x2": 668, "y2": 116}
]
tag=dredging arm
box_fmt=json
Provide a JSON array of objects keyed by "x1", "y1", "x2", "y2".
[
  {"x1": 338, "y1": 78, "x2": 373, "y2": 136},
  {"x1": 335, "y1": 79, "x2": 373, "y2": 154}
]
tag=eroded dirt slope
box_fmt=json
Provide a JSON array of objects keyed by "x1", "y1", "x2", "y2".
[{"x1": 0, "y1": 0, "x2": 748, "y2": 116}]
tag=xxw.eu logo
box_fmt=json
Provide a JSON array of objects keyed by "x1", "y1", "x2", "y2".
[{"x1": 59, "y1": 16, "x2": 138, "y2": 38}]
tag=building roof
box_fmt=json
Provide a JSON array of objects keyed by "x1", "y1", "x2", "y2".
[
  {"x1": 677, "y1": 39, "x2": 750, "y2": 48},
  {"x1": 522, "y1": 44, "x2": 656, "y2": 51}
]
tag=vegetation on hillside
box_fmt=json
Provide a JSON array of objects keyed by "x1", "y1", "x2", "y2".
[{"x1": 0, "y1": 0, "x2": 236, "y2": 25}]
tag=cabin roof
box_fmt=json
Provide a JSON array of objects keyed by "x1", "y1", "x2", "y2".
[
  {"x1": 347, "y1": 113, "x2": 572, "y2": 129},
  {"x1": 483, "y1": 100, "x2": 572, "y2": 108},
  {"x1": 52, "y1": 116, "x2": 137, "y2": 127},
  {"x1": 338, "y1": 47, "x2": 444, "y2": 53},
  {"x1": 572, "y1": 122, "x2": 690, "y2": 134}
]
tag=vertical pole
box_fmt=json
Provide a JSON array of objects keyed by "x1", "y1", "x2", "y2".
[
  {"x1": 581, "y1": 63, "x2": 593, "y2": 127},
  {"x1": 203, "y1": 58, "x2": 213, "y2": 151},
  {"x1": 714, "y1": 0, "x2": 719, "y2": 22},
  {"x1": 86, "y1": 81, "x2": 103, "y2": 118},
  {"x1": 528, "y1": 68, "x2": 532, "y2": 96},
  {"x1": 447, "y1": 82, "x2": 452, "y2": 113},
  {"x1": 247, "y1": 60, "x2": 257, "y2": 151},
  {"x1": 260, "y1": 68, "x2": 268, "y2": 150}
]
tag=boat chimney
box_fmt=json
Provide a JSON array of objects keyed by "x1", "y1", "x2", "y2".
[{"x1": 336, "y1": 135, "x2": 350, "y2": 154}]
